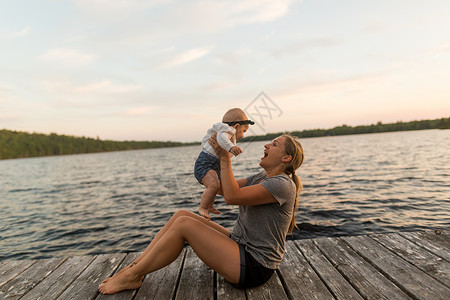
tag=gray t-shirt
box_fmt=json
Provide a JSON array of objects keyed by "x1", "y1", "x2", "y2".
[{"x1": 230, "y1": 171, "x2": 296, "y2": 269}]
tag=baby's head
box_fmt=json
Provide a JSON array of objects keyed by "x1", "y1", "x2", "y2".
[{"x1": 222, "y1": 108, "x2": 254, "y2": 140}]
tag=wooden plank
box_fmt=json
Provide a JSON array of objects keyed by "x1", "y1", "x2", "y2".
[
  {"x1": 216, "y1": 274, "x2": 246, "y2": 300},
  {"x1": 135, "y1": 249, "x2": 186, "y2": 300},
  {"x1": 96, "y1": 252, "x2": 141, "y2": 300},
  {"x1": 424, "y1": 229, "x2": 450, "y2": 247},
  {"x1": 277, "y1": 240, "x2": 333, "y2": 300},
  {"x1": 343, "y1": 235, "x2": 450, "y2": 300},
  {"x1": 246, "y1": 272, "x2": 288, "y2": 300},
  {"x1": 57, "y1": 253, "x2": 126, "y2": 300},
  {"x1": 400, "y1": 231, "x2": 450, "y2": 261},
  {"x1": 22, "y1": 255, "x2": 95, "y2": 300},
  {"x1": 175, "y1": 247, "x2": 214, "y2": 300},
  {"x1": 314, "y1": 237, "x2": 409, "y2": 300},
  {"x1": 0, "y1": 259, "x2": 35, "y2": 287},
  {"x1": 370, "y1": 232, "x2": 450, "y2": 287},
  {"x1": 296, "y1": 239, "x2": 363, "y2": 300},
  {"x1": 0, "y1": 257, "x2": 64, "y2": 300}
]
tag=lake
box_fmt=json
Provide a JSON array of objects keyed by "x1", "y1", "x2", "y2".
[{"x1": 0, "y1": 129, "x2": 449, "y2": 261}]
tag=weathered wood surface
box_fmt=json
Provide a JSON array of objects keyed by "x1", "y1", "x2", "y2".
[
  {"x1": 370, "y1": 232, "x2": 450, "y2": 287},
  {"x1": 278, "y1": 241, "x2": 333, "y2": 299},
  {"x1": 0, "y1": 230, "x2": 448, "y2": 300},
  {"x1": 344, "y1": 234, "x2": 449, "y2": 300},
  {"x1": 175, "y1": 247, "x2": 214, "y2": 300},
  {"x1": 297, "y1": 239, "x2": 363, "y2": 300},
  {"x1": 313, "y1": 236, "x2": 410, "y2": 300}
]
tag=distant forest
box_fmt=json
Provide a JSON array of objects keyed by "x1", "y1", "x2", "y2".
[
  {"x1": 240, "y1": 117, "x2": 450, "y2": 142},
  {"x1": 1, "y1": 117, "x2": 448, "y2": 159},
  {"x1": 0, "y1": 131, "x2": 196, "y2": 160}
]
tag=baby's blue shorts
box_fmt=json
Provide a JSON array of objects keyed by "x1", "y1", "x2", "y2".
[{"x1": 194, "y1": 151, "x2": 221, "y2": 184}]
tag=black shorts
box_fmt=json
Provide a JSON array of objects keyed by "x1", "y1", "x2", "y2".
[
  {"x1": 194, "y1": 151, "x2": 220, "y2": 184},
  {"x1": 235, "y1": 244, "x2": 275, "y2": 288}
]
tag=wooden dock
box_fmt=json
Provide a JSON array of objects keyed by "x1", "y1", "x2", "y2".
[{"x1": 1, "y1": 230, "x2": 449, "y2": 299}]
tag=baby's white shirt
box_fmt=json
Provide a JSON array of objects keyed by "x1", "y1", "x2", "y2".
[{"x1": 201, "y1": 122, "x2": 236, "y2": 158}]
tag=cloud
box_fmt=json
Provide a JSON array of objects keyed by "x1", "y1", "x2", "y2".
[
  {"x1": 126, "y1": 0, "x2": 299, "y2": 36},
  {"x1": 230, "y1": 0, "x2": 297, "y2": 25},
  {"x1": 41, "y1": 79, "x2": 143, "y2": 108},
  {"x1": 5, "y1": 26, "x2": 30, "y2": 38},
  {"x1": 74, "y1": 80, "x2": 142, "y2": 94},
  {"x1": 118, "y1": 106, "x2": 154, "y2": 117},
  {"x1": 362, "y1": 19, "x2": 393, "y2": 34},
  {"x1": 40, "y1": 49, "x2": 96, "y2": 66},
  {"x1": 0, "y1": 83, "x2": 12, "y2": 93},
  {"x1": 0, "y1": 113, "x2": 21, "y2": 122},
  {"x1": 73, "y1": 0, "x2": 167, "y2": 22},
  {"x1": 73, "y1": 0, "x2": 297, "y2": 25},
  {"x1": 430, "y1": 42, "x2": 450, "y2": 57},
  {"x1": 271, "y1": 37, "x2": 341, "y2": 57},
  {"x1": 275, "y1": 72, "x2": 386, "y2": 102},
  {"x1": 200, "y1": 80, "x2": 248, "y2": 92},
  {"x1": 157, "y1": 47, "x2": 212, "y2": 69}
]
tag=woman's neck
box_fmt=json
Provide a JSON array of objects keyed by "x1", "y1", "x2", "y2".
[{"x1": 265, "y1": 167, "x2": 285, "y2": 177}]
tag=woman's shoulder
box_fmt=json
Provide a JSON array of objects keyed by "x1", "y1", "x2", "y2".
[
  {"x1": 244, "y1": 171, "x2": 265, "y2": 186},
  {"x1": 260, "y1": 174, "x2": 296, "y2": 205},
  {"x1": 262, "y1": 174, "x2": 295, "y2": 188}
]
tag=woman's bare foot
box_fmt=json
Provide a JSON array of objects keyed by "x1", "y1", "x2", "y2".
[
  {"x1": 102, "y1": 271, "x2": 120, "y2": 284},
  {"x1": 98, "y1": 269, "x2": 142, "y2": 295},
  {"x1": 102, "y1": 261, "x2": 138, "y2": 284}
]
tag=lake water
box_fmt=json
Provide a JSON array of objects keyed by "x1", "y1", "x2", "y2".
[{"x1": 0, "y1": 129, "x2": 449, "y2": 261}]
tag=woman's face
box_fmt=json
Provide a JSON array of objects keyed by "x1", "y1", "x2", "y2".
[{"x1": 260, "y1": 136, "x2": 287, "y2": 169}]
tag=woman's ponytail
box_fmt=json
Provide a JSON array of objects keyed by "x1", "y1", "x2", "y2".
[{"x1": 282, "y1": 135, "x2": 304, "y2": 233}]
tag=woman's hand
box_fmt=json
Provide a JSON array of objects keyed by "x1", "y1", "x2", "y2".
[{"x1": 209, "y1": 132, "x2": 230, "y2": 160}]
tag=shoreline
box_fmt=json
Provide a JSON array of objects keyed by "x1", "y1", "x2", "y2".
[{"x1": 1, "y1": 126, "x2": 448, "y2": 161}]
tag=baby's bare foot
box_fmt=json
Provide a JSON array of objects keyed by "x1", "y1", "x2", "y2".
[
  {"x1": 98, "y1": 269, "x2": 142, "y2": 295},
  {"x1": 208, "y1": 207, "x2": 222, "y2": 215},
  {"x1": 198, "y1": 207, "x2": 210, "y2": 220}
]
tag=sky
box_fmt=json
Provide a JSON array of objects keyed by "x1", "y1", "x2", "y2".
[{"x1": 1, "y1": 0, "x2": 449, "y2": 142}]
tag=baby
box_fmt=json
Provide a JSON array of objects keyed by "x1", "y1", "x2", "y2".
[{"x1": 194, "y1": 108, "x2": 254, "y2": 219}]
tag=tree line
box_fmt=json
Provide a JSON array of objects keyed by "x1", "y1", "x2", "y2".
[
  {"x1": 240, "y1": 117, "x2": 450, "y2": 142},
  {"x1": 0, "y1": 131, "x2": 197, "y2": 160},
  {"x1": 1, "y1": 117, "x2": 448, "y2": 159}
]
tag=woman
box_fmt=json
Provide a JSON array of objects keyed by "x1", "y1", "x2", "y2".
[{"x1": 99, "y1": 134, "x2": 304, "y2": 294}]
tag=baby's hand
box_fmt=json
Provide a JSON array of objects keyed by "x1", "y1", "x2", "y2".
[{"x1": 230, "y1": 146, "x2": 243, "y2": 156}]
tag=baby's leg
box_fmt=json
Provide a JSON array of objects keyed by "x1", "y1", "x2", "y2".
[{"x1": 199, "y1": 170, "x2": 221, "y2": 219}]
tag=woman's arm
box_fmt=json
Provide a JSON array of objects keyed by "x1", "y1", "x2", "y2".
[
  {"x1": 209, "y1": 134, "x2": 276, "y2": 206},
  {"x1": 220, "y1": 156, "x2": 277, "y2": 205},
  {"x1": 217, "y1": 178, "x2": 246, "y2": 196}
]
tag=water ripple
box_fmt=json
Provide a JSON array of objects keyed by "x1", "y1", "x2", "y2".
[{"x1": 0, "y1": 129, "x2": 449, "y2": 261}]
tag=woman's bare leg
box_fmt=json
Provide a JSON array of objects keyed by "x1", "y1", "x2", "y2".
[
  {"x1": 102, "y1": 210, "x2": 230, "y2": 283},
  {"x1": 98, "y1": 215, "x2": 240, "y2": 295}
]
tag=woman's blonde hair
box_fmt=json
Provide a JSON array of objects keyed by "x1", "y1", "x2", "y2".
[{"x1": 282, "y1": 134, "x2": 304, "y2": 233}]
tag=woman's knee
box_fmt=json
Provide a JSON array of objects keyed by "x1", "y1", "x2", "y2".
[
  {"x1": 171, "y1": 216, "x2": 198, "y2": 235},
  {"x1": 170, "y1": 209, "x2": 195, "y2": 222},
  {"x1": 172, "y1": 210, "x2": 195, "y2": 221}
]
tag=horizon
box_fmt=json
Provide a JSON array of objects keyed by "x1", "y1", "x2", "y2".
[
  {"x1": 1, "y1": 1, "x2": 449, "y2": 142},
  {"x1": 2, "y1": 115, "x2": 447, "y2": 143}
]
